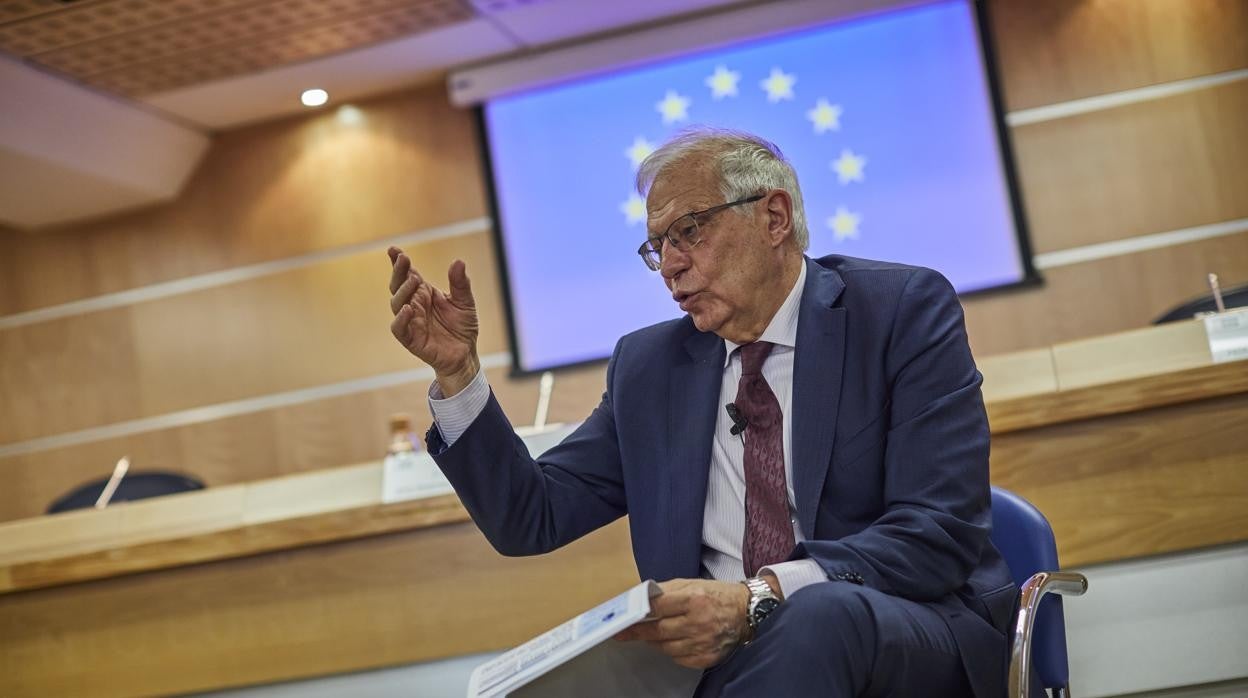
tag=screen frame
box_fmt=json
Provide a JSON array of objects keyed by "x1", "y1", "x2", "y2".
[{"x1": 476, "y1": 0, "x2": 1042, "y2": 377}]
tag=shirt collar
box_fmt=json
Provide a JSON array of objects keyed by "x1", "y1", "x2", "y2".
[{"x1": 723, "y1": 260, "x2": 806, "y2": 367}]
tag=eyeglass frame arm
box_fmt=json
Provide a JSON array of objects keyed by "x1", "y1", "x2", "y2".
[{"x1": 1008, "y1": 570, "x2": 1088, "y2": 698}]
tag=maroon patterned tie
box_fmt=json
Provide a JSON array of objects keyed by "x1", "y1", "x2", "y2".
[{"x1": 735, "y1": 341, "x2": 796, "y2": 577}]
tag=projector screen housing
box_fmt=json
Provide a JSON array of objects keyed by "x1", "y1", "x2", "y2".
[{"x1": 473, "y1": 0, "x2": 1037, "y2": 375}]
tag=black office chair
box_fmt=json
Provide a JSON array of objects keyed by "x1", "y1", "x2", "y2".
[
  {"x1": 47, "y1": 471, "x2": 205, "y2": 514},
  {"x1": 990, "y1": 487, "x2": 1089, "y2": 698},
  {"x1": 1153, "y1": 281, "x2": 1248, "y2": 324}
]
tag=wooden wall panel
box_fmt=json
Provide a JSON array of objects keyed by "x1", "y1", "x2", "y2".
[
  {"x1": 962, "y1": 230, "x2": 1248, "y2": 357},
  {"x1": 1012, "y1": 78, "x2": 1248, "y2": 254},
  {"x1": 128, "y1": 233, "x2": 507, "y2": 417},
  {"x1": 0, "y1": 306, "x2": 144, "y2": 445},
  {"x1": 988, "y1": 0, "x2": 1248, "y2": 110},
  {"x1": 0, "y1": 518, "x2": 638, "y2": 698},
  {"x1": 0, "y1": 233, "x2": 16, "y2": 316},
  {"x1": 0, "y1": 229, "x2": 503, "y2": 444},
  {"x1": 0, "y1": 83, "x2": 487, "y2": 314},
  {"x1": 0, "y1": 361, "x2": 609, "y2": 523}
]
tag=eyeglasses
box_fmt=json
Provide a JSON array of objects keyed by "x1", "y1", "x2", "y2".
[{"x1": 637, "y1": 194, "x2": 764, "y2": 271}]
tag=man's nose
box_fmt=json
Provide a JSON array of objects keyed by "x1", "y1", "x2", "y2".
[{"x1": 659, "y1": 240, "x2": 690, "y2": 279}]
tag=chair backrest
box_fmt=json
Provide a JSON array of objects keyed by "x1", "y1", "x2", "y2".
[
  {"x1": 989, "y1": 486, "x2": 1071, "y2": 692},
  {"x1": 47, "y1": 471, "x2": 205, "y2": 514}
]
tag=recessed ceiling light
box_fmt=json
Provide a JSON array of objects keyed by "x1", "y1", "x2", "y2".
[{"x1": 301, "y1": 88, "x2": 329, "y2": 107}]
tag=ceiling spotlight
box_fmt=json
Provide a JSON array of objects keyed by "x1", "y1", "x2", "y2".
[{"x1": 301, "y1": 88, "x2": 329, "y2": 107}]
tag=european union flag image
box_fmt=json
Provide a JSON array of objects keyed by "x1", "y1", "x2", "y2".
[{"x1": 484, "y1": 0, "x2": 1026, "y2": 372}]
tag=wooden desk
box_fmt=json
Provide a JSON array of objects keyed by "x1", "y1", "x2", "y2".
[
  {"x1": 1, "y1": 318, "x2": 1244, "y2": 697},
  {"x1": 981, "y1": 320, "x2": 1248, "y2": 569}
]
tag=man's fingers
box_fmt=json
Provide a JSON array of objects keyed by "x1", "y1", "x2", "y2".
[
  {"x1": 390, "y1": 305, "x2": 413, "y2": 344},
  {"x1": 388, "y1": 252, "x2": 410, "y2": 294},
  {"x1": 649, "y1": 592, "x2": 689, "y2": 619},
  {"x1": 392, "y1": 299, "x2": 430, "y2": 348},
  {"x1": 390, "y1": 274, "x2": 419, "y2": 315},
  {"x1": 389, "y1": 252, "x2": 424, "y2": 296},
  {"x1": 617, "y1": 616, "x2": 688, "y2": 644},
  {"x1": 447, "y1": 259, "x2": 475, "y2": 307},
  {"x1": 651, "y1": 617, "x2": 688, "y2": 641}
]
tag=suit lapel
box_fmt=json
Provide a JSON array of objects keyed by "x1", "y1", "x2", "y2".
[
  {"x1": 792, "y1": 258, "x2": 847, "y2": 537},
  {"x1": 665, "y1": 327, "x2": 724, "y2": 579}
]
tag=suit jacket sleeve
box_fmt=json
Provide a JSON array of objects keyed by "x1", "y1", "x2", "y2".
[
  {"x1": 794, "y1": 268, "x2": 992, "y2": 601},
  {"x1": 426, "y1": 344, "x2": 628, "y2": 557}
]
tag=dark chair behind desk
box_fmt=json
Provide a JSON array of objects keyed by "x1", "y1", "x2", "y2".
[
  {"x1": 47, "y1": 471, "x2": 205, "y2": 514},
  {"x1": 1153, "y1": 281, "x2": 1248, "y2": 324},
  {"x1": 991, "y1": 487, "x2": 1089, "y2": 698}
]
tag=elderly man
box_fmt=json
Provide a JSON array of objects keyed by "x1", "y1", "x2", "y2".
[{"x1": 387, "y1": 128, "x2": 1015, "y2": 697}]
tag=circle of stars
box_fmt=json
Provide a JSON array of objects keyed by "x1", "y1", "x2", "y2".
[{"x1": 621, "y1": 64, "x2": 868, "y2": 244}]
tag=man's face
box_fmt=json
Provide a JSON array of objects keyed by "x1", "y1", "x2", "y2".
[{"x1": 645, "y1": 161, "x2": 772, "y2": 339}]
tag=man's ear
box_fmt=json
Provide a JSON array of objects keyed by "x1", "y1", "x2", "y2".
[{"x1": 763, "y1": 189, "x2": 794, "y2": 248}]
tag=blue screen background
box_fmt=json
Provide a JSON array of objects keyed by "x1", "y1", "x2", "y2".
[{"x1": 484, "y1": 0, "x2": 1026, "y2": 372}]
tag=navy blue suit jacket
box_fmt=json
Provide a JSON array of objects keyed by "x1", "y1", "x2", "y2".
[{"x1": 429, "y1": 255, "x2": 1015, "y2": 698}]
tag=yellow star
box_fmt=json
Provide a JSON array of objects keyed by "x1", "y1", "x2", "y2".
[
  {"x1": 705, "y1": 65, "x2": 740, "y2": 99},
  {"x1": 827, "y1": 206, "x2": 861, "y2": 241},
  {"x1": 759, "y1": 67, "x2": 796, "y2": 103},
  {"x1": 625, "y1": 136, "x2": 655, "y2": 168},
  {"x1": 620, "y1": 193, "x2": 647, "y2": 226},
  {"x1": 832, "y1": 149, "x2": 867, "y2": 184},
  {"x1": 806, "y1": 98, "x2": 842, "y2": 134},
  {"x1": 655, "y1": 90, "x2": 691, "y2": 124}
]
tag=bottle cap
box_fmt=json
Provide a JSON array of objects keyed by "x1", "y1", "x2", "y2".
[{"x1": 389, "y1": 413, "x2": 412, "y2": 432}]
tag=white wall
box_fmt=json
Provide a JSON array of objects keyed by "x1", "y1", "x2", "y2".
[{"x1": 1066, "y1": 544, "x2": 1248, "y2": 697}]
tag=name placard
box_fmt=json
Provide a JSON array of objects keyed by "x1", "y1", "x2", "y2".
[{"x1": 1204, "y1": 309, "x2": 1248, "y2": 364}]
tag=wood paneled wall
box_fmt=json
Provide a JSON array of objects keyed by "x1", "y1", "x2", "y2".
[
  {"x1": 2, "y1": 0, "x2": 1247, "y2": 528},
  {"x1": 988, "y1": 0, "x2": 1248, "y2": 110},
  {"x1": 0, "y1": 85, "x2": 487, "y2": 311}
]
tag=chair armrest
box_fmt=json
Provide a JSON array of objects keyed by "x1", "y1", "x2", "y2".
[{"x1": 1009, "y1": 571, "x2": 1089, "y2": 698}]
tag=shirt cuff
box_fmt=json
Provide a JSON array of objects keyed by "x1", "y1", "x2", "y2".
[
  {"x1": 427, "y1": 367, "x2": 490, "y2": 447},
  {"x1": 760, "y1": 559, "x2": 828, "y2": 599}
]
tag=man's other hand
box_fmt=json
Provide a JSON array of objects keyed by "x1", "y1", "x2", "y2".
[{"x1": 614, "y1": 579, "x2": 751, "y2": 670}]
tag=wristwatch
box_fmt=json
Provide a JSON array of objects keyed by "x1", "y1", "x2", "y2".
[{"x1": 742, "y1": 576, "x2": 782, "y2": 642}]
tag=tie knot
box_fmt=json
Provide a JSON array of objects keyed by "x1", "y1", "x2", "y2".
[{"x1": 739, "y1": 341, "x2": 774, "y2": 375}]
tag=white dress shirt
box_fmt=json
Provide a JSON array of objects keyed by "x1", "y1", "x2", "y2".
[{"x1": 428, "y1": 262, "x2": 827, "y2": 598}]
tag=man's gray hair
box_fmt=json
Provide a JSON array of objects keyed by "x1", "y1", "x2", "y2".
[{"x1": 636, "y1": 127, "x2": 810, "y2": 251}]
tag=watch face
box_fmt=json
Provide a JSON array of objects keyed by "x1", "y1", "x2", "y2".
[{"x1": 754, "y1": 597, "x2": 781, "y2": 621}]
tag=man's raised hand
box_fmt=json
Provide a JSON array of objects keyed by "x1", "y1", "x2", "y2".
[{"x1": 388, "y1": 247, "x2": 480, "y2": 395}]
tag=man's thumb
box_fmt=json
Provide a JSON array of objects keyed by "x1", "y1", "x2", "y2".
[{"x1": 447, "y1": 260, "x2": 474, "y2": 306}]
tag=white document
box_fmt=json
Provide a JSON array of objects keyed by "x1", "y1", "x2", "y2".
[
  {"x1": 466, "y1": 580, "x2": 702, "y2": 698},
  {"x1": 381, "y1": 450, "x2": 454, "y2": 504},
  {"x1": 1204, "y1": 308, "x2": 1248, "y2": 364}
]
